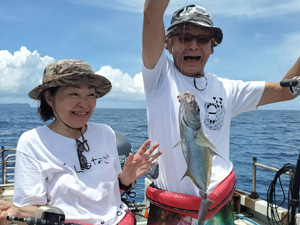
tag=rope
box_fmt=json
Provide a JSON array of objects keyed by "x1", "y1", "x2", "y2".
[{"x1": 266, "y1": 163, "x2": 295, "y2": 225}]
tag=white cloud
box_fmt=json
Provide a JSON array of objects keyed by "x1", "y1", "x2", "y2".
[
  {"x1": 68, "y1": 0, "x2": 144, "y2": 13},
  {"x1": 162, "y1": 0, "x2": 300, "y2": 18},
  {"x1": 0, "y1": 47, "x2": 54, "y2": 98},
  {"x1": 200, "y1": 0, "x2": 299, "y2": 18},
  {"x1": 68, "y1": 0, "x2": 300, "y2": 18},
  {"x1": 246, "y1": 1, "x2": 300, "y2": 18},
  {"x1": 0, "y1": 47, "x2": 145, "y2": 105},
  {"x1": 96, "y1": 65, "x2": 145, "y2": 101}
]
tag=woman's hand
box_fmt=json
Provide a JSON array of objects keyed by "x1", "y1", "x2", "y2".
[
  {"x1": 119, "y1": 139, "x2": 162, "y2": 186},
  {"x1": 0, "y1": 200, "x2": 22, "y2": 225},
  {"x1": 0, "y1": 200, "x2": 38, "y2": 225}
]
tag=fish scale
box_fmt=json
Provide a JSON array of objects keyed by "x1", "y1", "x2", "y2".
[{"x1": 178, "y1": 91, "x2": 217, "y2": 225}]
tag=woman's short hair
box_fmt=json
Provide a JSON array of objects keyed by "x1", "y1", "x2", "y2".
[{"x1": 38, "y1": 87, "x2": 59, "y2": 122}]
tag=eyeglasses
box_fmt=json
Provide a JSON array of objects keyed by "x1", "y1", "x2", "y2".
[
  {"x1": 172, "y1": 33, "x2": 212, "y2": 44},
  {"x1": 76, "y1": 139, "x2": 91, "y2": 170}
]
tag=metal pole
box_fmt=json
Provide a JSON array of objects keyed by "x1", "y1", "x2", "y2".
[
  {"x1": 250, "y1": 157, "x2": 259, "y2": 199},
  {"x1": 1, "y1": 146, "x2": 4, "y2": 184}
]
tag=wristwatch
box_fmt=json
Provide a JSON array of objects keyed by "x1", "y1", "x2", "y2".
[{"x1": 118, "y1": 178, "x2": 136, "y2": 193}]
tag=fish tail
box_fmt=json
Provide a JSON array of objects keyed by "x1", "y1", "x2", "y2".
[{"x1": 197, "y1": 190, "x2": 214, "y2": 225}]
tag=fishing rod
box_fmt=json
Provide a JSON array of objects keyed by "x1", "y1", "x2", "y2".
[
  {"x1": 280, "y1": 77, "x2": 300, "y2": 96},
  {"x1": 6, "y1": 216, "x2": 80, "y2": 225},
  {"x1": 277, "y1": 78, "x2": 300, "y2": 225},
  {"x1": 6, "y1": 216, "x2": 66, "y2": 225},
  {"x1": 289, "y1": 152, "x2": 300, "y2": 225},
  {"x1": 280, "y1": 78, "x2": 300, "y2": 88},
  {"x1": 6, "y1": 206, "x2": 80, "y2": 225}
]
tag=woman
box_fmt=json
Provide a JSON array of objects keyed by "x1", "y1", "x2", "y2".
[{"x1": 0, "y1": 59, "x2": 161, "y2": 225}]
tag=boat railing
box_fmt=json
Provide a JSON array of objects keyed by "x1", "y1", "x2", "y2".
[
  {"x1": 1, "y1": 148, "x2": 294, "y2": 191},
  {"x1": 250, "y1": 156, "x2": 292, "y2": 199},
  {"x1": 1, "y1": 146, "x2": 16, "y2": 184}
]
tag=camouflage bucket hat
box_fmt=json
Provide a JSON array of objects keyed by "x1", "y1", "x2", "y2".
[
  {"x1": 166, "y1": 5, "x2": 223, "y2": 46},
  {"x1": 28, "y1": 59, "x2": 112, "y2": 99}
]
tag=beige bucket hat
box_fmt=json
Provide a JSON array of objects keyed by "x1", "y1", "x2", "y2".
[{"x1": 28, "y1": 59, "x2": 112, "y2": 99}]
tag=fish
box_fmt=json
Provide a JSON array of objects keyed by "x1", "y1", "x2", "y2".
[{"x1": 177, "y1": 91, "x2": 218, "y2": 225}]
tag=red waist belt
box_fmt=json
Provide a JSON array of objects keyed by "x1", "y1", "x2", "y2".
[
  {"x1": 146, "y1": 170, "x2": 236, "y2": 220},
  {"x1": 65, "y1": 209, "x2": 135, "y2": 225}
]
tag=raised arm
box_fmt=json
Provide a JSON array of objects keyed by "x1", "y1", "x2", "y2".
[
  {"x1": 119, "y1": 139, "x2": 161, "y2": 187},
  {"x1": 258, "y1": 57, "x2": 300, "y2": 106},
  {"x1": 142, "y1": 0, "x2": 169, "y2": 69}
]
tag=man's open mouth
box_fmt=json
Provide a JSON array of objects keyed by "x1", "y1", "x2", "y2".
[{"x1": 184, "y1": 56, "x2": 201, "y2": 61}]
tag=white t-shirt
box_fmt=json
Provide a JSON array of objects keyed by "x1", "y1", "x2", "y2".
[
  {"x1": 14, "y1": 122, "x2": 127, "y2": 225},
  {"x1": 142, "y1": 51, "x2": 265, "y2": 195}
]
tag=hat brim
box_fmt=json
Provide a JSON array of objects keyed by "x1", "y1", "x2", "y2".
[
  {"x1": 28, "y1": 73, "x2": 112, "y2": 99},
  {"x1": 166, "y1": 21, "x2": 223, "y2": 46}
]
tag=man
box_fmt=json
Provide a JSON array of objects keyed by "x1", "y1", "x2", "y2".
[{"x1": 142, "y1": 1, "x2": 300, "y2": 224}]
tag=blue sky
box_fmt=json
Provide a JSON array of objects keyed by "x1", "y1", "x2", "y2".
[{"x1": 0, "y1": 0, "x2": 300, "y2": 109}]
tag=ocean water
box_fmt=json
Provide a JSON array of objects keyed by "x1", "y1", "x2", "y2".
[{"x1": 1, "y1": 105, "x2": 300, "y2": 208}]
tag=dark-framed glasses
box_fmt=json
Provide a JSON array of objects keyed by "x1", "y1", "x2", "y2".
[
  {"x1": 76, "y1": 139, "x2": 91, "y2": 170},
  {"x1": 172, "y1": 33, "x2": 212, "y2": 44}
]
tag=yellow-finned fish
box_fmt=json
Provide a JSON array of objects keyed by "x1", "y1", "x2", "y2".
[{"x1": 177, "y1": 91, "x2": 218, "y2": 225}]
